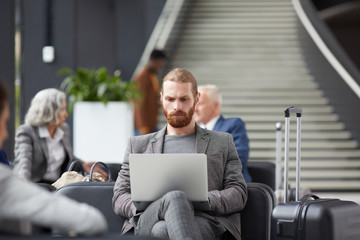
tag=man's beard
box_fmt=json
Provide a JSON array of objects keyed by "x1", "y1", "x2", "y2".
[{"x1": 163, "y1": 104, "x2": 195, "y2": 128}]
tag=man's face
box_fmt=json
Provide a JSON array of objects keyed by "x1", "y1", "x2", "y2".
[
  {"x1": 0, "y1": 104, "x2": 9, "y2": 149},
  {"x1": 150, "y1": 59, "x2": 166, "y2": 73},
  {"x1": 161, "y1": 81, "x2": 197, "y2": 128},
  {"x1": 195, "y1": 90, "x2": 216, "y2": 125}
]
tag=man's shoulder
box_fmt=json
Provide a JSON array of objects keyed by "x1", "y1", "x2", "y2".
[
  {"x1": 207, "y1": 129, "x2": 232, "y2": 139},
  {"x1": 130, "y1": 131, "x2": 158, "y2": 144},
  {"x1": 128, "y1": 131, "x2": 160, "y2": 153},
  {"x1": 220, "y1": 117, "x2": 244, "y2": 125},
  {"x1": 214, "y1": 117, "x2": 245, "y2": 132}
]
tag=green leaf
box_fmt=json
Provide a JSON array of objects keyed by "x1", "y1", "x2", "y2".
[{"x1": 58, "y1": 66, "x2": 142, "y2": 113}]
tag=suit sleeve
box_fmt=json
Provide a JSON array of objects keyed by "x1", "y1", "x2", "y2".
[
  {"x1": 208, "y1": 134, "x2": 248, "y2": 215},
  {"x1": 230, "y1": 119, "x2": 249, "y2": 170},
  {"x1": 112, "y1": 138, "x2": 137, "y2": 218},
  {"x1": 13, "y1": 125, "x2": 34, "y2": 180}
]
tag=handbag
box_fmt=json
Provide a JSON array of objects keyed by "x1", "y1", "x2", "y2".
[{"x1": 52, "y1": 161, "x2": 111, "y2": 189}]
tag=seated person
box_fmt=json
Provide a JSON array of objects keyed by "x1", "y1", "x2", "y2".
[
  {"x1": 195, "y1": 84, "x2": 252, "y2": 182},
  {"x1": 0, "y1": 81, "x2": 107, "y2": 236},
  {"x1": 0, "y1": 85, "x2": 10, "y2": 168},
  {"x1": 13, "y1": 88, "x2": 107, "y2": 183},
  {"x1": 113, "y1": 68, "x2": 247, "y2": 240}
]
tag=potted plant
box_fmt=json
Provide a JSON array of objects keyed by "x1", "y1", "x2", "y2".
[{"x1": 59, "y1": 67, "x2": 141, "y2": 163}]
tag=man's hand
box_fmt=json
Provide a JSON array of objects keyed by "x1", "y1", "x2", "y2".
[{"x1": 81, "y1": 162, "x2": 109, "y2": 181}]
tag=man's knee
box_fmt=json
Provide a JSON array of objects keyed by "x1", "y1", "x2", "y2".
[
  {"x1": 151, "y1": 221, "x2": 169, "y2": 239},
  {"x1": 160, "y1": 190, "x2": 193, "y2": 214}
]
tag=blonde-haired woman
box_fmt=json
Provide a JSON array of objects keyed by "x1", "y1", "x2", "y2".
[{"x1": 13, "y1": 88, "x2": 107, "y2": 183}]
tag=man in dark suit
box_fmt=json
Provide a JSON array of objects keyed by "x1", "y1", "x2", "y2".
[
  {"x1": 113, "y1": 68, "x2": 247, "y2": 240},
  {"x1": 195, "y1": 85, "x2": 252, "y2": 182}
]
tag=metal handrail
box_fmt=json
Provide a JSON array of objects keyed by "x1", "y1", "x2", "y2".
[
  {"x1": 130, "y1": 0, "x2": 185, "y2": 80},
  {"x1": 292, "y1": 0, "x2": 360, "y2": 99}
]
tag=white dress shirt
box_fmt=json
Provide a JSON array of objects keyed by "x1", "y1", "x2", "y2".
[
  {"x1": 38, "y1": 126, "x2": 66, "y2": 181},
  {"x1": 198, "y1": 115, "x2": 220, "y2": 131}
]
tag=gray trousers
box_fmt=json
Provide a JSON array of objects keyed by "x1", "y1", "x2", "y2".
[{"x1": 135, "y1": 191, "x2": 225, "y2": 240}]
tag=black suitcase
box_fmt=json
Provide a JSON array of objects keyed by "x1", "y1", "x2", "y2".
[{"x1": 272, "y1": 106, "x2": 360, "y2": 240}]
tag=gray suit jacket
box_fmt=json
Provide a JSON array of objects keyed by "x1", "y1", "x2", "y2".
[
  {"x1": 112, "y1": 124, "x2": 248, "y2": 239},
  {"x1": 13, "y1": 123, "x2": 75, "y2": 182}
]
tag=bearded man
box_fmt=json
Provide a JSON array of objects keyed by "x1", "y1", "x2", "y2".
[{"x1": 113, "y1": 68, "x2": 248, "y2": 240}]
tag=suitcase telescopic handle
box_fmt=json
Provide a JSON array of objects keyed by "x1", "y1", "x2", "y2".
[
  {"x1": 284, "y1": 106, "x2": 302, "y2": 117},
  {"x1": 283, "y1": 106, "x2": 302, "y2": 202}
]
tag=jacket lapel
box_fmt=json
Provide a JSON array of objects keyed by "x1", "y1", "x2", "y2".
[
  {"x1": 150, "y1": 125, "x2": 167, "y2": 153},
  {"x1": 195, "y1": 124, "x2": 210, "y2": 153}
]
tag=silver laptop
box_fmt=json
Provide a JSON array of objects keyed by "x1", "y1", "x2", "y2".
[{"x1": 129, "y1": 153, "x2": 210, "y2": 211}]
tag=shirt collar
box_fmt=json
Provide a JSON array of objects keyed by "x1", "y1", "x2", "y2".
[
  {"x1": 38, "y1": 126, "x2": 50, "y2": 138},
  {"x1": 38, "y1": 126, "x2": 64, "y2": 141},
  {"x1": 198, "y1": 115, "x2": 220, "y2": 131}
]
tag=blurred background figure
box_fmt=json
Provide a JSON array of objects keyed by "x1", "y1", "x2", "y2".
[
  {"x1": 195, "y1": 84, "x2": 252, "y2": 182},
  {"x1": 134, "y1": 49, "x2": 166, "y2": 135},
  {"x1": 0, "y1": 81, "x2": 10, "y2": 167},
  {"x1": 0, "y1": 81, "x2": 107, "y2": 236},
  {"x1": 12, "y1": 88, "x2": 107, "y2": 183}
]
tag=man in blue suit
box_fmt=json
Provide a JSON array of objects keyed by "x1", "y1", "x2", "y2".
[{"x1": 195, "y1": 85, "x2": 252, "y2": 182}]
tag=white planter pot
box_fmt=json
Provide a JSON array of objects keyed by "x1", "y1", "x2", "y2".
[{"x1": 73, "y1": 101, "x2": 133, "y2": 163}]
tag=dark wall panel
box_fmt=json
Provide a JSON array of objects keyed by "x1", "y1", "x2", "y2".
[
  {"x1": 0, "y1": 0, "x2": 15, "y2": 159},
  {"x1": 22, "y1": 0, "x2": 75, "y2": 115},
  {"x1": 116, "y1": 0, "x2": 165, "y2": 80},
  {"x1": 76, "y1": 0, "x2": 117, "y2": 71}
]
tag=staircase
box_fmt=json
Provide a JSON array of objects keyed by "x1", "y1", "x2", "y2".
[{"x1": 157, "y1": 0, "x2": 360, "y2": 191}]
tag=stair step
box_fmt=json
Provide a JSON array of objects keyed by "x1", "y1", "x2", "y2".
[
  {"x1": 195, "y1": 74, "x2": 314, "y2": 80},
  {"x1": 248, "y1": 132, "x2": 351, "y2": 140},
  {"x1": 182, "y1": 34, "x2": 298, "y2": 40},
  {"x1": 185, "y1": 23, "x2": 297, "y2": 29},
  {"x1": 174, "y1": 54, "x2": 304, "y2": 61},
  {"x1": 289, "y1": 170, "x2": 360, "y2": 179},
  {"x1": 178, "y1": 41, "x2": 301, "y2": 47},
  {"x1": 246, "y1": 122, "x2": 344, "y2": 131},
  {"x1": 251, "y1": 150, "x2": 360, "y2": 158},
  {"x1": 220, "y1": 106, "x2": 333, "y2": 113},
  {"x1": 218, "y1": 91, "x2": 323, "y2": 98},
  {"x1": 192, "y1": 2, "x2": 291, "y2": 7},
  {"x1": 250, "y1": 140, "x2": 358, "y2": 149},
  {"x1": 250, "y1": 159, "x2": 360, "y2": 169},
  {"x1": 184, "y1": 28, "x2": 297, "y2": 34},
  {"x1": 176, "y1": 47, "x2": 302, "y2": 54},
  {"x1": 294, "y1": 181, "x2": 360, "y2": 191},
  {"x1": 189, "y1": 12, "x2": 295, "y2": 18},
  {"x1": 173, "y1": 60, "x2": 306, "y2": 67},
  {"x1": 222, "y1": 98, "x2": 328, "y2": 106},
  {"x1": 186, "y1": 18, "x2": 297, "y2": 24}
]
